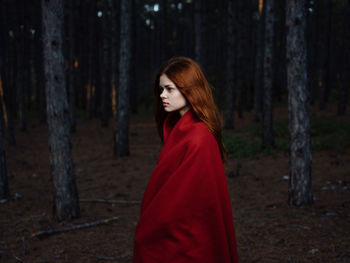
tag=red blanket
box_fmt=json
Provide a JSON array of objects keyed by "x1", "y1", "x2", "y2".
[{"x1": 133, "y1": 110, "x2": 239, "y2": 263}]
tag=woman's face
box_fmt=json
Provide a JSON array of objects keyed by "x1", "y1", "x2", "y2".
[{"x1": 159, "y1": 74, "x2": 190, "y2": 116}]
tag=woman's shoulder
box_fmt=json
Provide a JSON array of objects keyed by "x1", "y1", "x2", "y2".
[
  {"x1": 184, "y1": 121, "x2": 217, "y2": 148},
  {"x1": 169, "y1": 110, "x2": 218, "y2": 149}
]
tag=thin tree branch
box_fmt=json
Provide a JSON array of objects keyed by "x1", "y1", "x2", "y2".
[
  {"x1": 31, "y1": 217, "x2": 119, "y2": 239},
  {"x1": 80, "y1": 199, "x2": 141, "y2": 205}
]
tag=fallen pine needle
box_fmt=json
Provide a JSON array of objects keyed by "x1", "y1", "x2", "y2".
[{"x1": 31, "y1": 216, "x2": 119, "y2": 239}]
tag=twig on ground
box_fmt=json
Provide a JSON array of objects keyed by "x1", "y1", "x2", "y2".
[
  {"x1": 31, "y1": 216, "x2": 119, "y2": 239},
  {"x1": 80, "y1": 199, "x2": 141, "y2": 205}
]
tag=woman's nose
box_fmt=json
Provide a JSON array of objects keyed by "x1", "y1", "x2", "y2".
[{"x1": 160, "y1": 90, "x2": 166, "y2": 98}]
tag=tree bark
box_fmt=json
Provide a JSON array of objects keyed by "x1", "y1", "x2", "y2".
[
  {"x1": 110, "y1": 0, "x2": 119, "y2": 117},
  {"x1": 224, "y1": 0, "x2": 235, "y2": 129},
  {"x1": 130, "y1": 2, "x2": 138, "y2": 114},
  {"x1": 114, "y1": 0, "x2": 132, "y2": 156},
  {"x1": 246, "y1": 1, "x2": 255, "y2": 112},
  {"x1": 1, "y1": 0, "x2": 17, "y2": 146},
  {"x1": 337, "y1": 0, "x2": 350, "y2": 115},
  {"x1": 15, "y1": 4, "x2": 27, "y2": 132},
  {"x1": 236, "y1": 0, "x2": 245, "y2": 119},
  {"x1": 3, "y1": 73, "x2": 16, "y2": 145},
  {"x1": 306, "y1": 0, "x2": 317, "y2": 106},
  {"x1": 0, "y1": 62, "x2": 10, "y2": 200},
  {"x1": 100, "y1": 0, "x2": 111, "y2": 127},
  {"x1": 87, "y1": 0, "x2": 97, "y2": 120},
  {"x1": 262, "y1": 0, "x2": 275, "y2": 148},
  {"x1": 286, "y1": 0, "x2": 313, "y2": 206},
  {"x1": 67, "y1": 0, "x2": 76, "y2": 132},
  {"x1": 254, "y1": 0, "x2": 264, "y2": 122},
  {"x1": 29, "y1": 30, "x2": 37, "y2": 113},
  {"x1": 34, "y1": 3, "x2": 47, "y2": 124},
  {"x1": 39, "y1": 62, "x2": 47, "y2": 124},
  {"x1": 274, "y1": 0, "x2": 287, "y2": 102},
  {"x1": 42, "y1": 0, "x2": 80, "y2": 221}
]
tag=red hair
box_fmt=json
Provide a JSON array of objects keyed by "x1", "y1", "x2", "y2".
[{"x1": 154, "y1": 56, "x2": 227, "y2": 162}]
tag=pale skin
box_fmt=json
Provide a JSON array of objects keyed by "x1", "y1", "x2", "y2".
[{"x1": 159, "y1": 74, "x2": 190, "y2": 116}]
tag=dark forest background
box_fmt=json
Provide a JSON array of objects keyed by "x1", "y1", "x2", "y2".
[{"x1": 0, "y1": 0, "x2": 349, "y2": 129}]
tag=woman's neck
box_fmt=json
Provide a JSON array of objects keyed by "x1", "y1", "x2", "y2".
[{"x1": 179, "y1": 106, "x2": 190, "y2": 116}]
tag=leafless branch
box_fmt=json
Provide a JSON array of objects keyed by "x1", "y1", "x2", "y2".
[
  {"x1": 31, "y1": 217, "x2": 119, "y2": 239},
  {"x1": 80, "y1": 199, "x2": 141, "y2": 205}
]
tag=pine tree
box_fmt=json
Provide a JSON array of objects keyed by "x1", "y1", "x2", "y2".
[
  {"x1": 286, "y1": 0, "x2": 313, "y2": 206},
  {"x1": 42, "y1": 0, "x2": 80, "y2": 220},
  {"x1": 114, "y1": 0, "x2": 132, "y2": 156}
]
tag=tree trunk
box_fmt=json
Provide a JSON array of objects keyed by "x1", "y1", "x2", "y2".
[
  {"x1": 73, "y1": 0, "x2": 83, "y2": 112},
  {"x1": 254, "y1": 0, "x2": 264, "y2": 122},
  {"x1": 34, "y1": 3, "x2": 47, "y2": 124},
  {"x1": 87, "y1": 0, "x2": 97, "y2": 120},
  {"x1": 337, "y1": 0, "x2": 350, "y2": 116},
  {"x1": 236, "y1": 0, "x2": 245, "y2": 119},
  {"x1": 286, "y1": 0, "x2": 313, "y2": 206},
  {"x1": 130, "y1": 2, "x2": 139, "y2": 114},
  {"x1": 274, "y1": 0, "x2": 287, "y2": 102},
  {"x1": 318, "y1": 0, "x2": 332, "y2": 110},
  {"x1": 16, "y1": 26, "x2": 27, "y2": 132},
  {"x1": 246, "y1": 1, "x2": 255, "y2": 112},
  {"x1": 100, "y1": 0, "x2": 111, "y2": 127},
  {"x1": 262, "y1": 0, "x2": 275, "y2": 148},
  {"x1": 224, "y1": 0, "x2": 235, "y2": 129},
  {"x1": 160, "y1": 0, "x2": 168, "y2": 63},
  {"x1": 42, "y1": 0, "x2": 80, "y2": 221},
  {"x1": 0, "y1": 70, "x2": 10, "y2": 200},
  {"x1": 154, "y1": 10, "x2": 161, "y2": 67},
  {"x1": 194, "y1": 0, "x2": 204, "y2": 67},
  {"x1": 110, "y1": 0, "x2": 119, "y2": 117},
  {"x1": 29, "y1": 32, "x2": 37, "y2": 113},
  {"x1": 1, "y1": 0, "x2": 17, "y2": 146},
  {"x1": 15, "y1": 0, "x2": 29, "y2": 132},
  {"x1": 307, "y1": 0, "x2": 317, "y2": 106},
  {"x1": 114, "y1": 0, "x2": 132, "y2": 156},
  {"x1": 3, "y1": 71, "x2": 16, "y2": 145},
  {"x1": 39, "y1": 61, "x2": 47, "y2": 124},
  {"x1": 67, "y1": 0, "x2": 76, "y2": 132}
]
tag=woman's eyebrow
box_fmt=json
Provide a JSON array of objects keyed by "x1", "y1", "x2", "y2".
[{"x1": 159, "y1": 84, "x2": 175, "y2": 88}]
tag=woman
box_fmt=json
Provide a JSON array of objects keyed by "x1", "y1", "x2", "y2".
[{"x1": 133, "y1": 57, "x2": 239, "y2": 263}]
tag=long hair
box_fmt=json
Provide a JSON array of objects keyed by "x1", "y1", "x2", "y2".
[{"x1": 154, "y1": 56, "x2": 227, "y2": 162}]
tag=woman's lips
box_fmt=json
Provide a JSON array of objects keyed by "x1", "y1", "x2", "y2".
[{"x1": 162, "y1": 102, "x2": 169, "y2": 106}]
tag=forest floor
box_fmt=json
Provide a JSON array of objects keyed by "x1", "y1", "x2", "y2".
[{"x1": 1, "y1": 105, "x2": 350, "y2": 263}]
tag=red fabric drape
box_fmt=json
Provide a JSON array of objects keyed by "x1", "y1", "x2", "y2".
[{"x1": 133, "y1": 110, "x2": 239, "y2": 263}]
